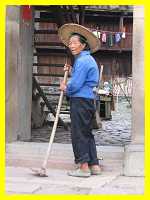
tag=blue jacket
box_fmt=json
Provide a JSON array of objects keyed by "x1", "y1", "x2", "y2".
[{"x1": 66, "y1": 51, "x2": 99, "y2": 99}]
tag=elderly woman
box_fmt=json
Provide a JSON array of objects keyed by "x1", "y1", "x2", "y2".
[{"x1": 59, "y1": 24, "x2": 101, "y2": 177}]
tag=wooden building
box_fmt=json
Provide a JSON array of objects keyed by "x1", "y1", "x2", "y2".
[
  {"x1": 33, "y1": 5, "x2": 133, "y2": 86},
  {"x1": 31, "y1": 6, "x2": 133, "y2": 129},
  {"x1": 6, "y1": 5, "x2": 133, "y2": 140},
  {"x1": 5, "y1": 5, "x2": 144, "y2": 177}
]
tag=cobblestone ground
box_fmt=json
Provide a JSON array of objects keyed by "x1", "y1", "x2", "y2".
[
  {"x1": 94, "y1": 98, "x2": 131, "y2": 146},
  {"x1": 32, "y1": 98, "x2": 132, "y2": 146}
]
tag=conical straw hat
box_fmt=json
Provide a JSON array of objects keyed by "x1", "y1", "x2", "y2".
[{"x1": 58, "y1": 23, "x2": 100, "y2": 53}]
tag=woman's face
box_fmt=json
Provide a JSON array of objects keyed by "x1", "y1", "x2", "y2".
[{"x1": 68, "y1": 35, "x2": 86, "y2": 55}]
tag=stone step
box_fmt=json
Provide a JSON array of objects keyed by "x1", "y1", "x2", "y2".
[
  {"x1": 6, "y1": 142, "x2": 124, "y2": 153},
  {"x1": 6, "y1": 158, "x2": 123, "y2": 173},
  {"x1": 6, "y1": 142, "x2": 124, "y2": 172}
]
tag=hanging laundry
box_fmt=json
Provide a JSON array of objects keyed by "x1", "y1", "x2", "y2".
[
  {"x1": 108, "y1": 33, "x2": 114, "y2": 47},
  {"x1": 115, "y1": 32, "x2": 122, "y2": 43},
  {"x1": 122, "y1": 32, "x2": 126, "y2": 38},
  {"x1": 122, "y1": 27, "x2": 126, "y2": 38},
  {"x1": 93, "y1": 30, "x2": 99, "y2": 38},
  {"x1": 97, "y1": 31, "x2": 101, "y2": 39},
  {"x1": 102, "y1": 32, "x2": 107, "y2": 43}
]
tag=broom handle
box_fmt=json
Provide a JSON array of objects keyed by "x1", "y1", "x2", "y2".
[
  {"x1": 42, "y1": 69, "x2": 69, "y2": 169},
  {"x1": 98, "y1": 65, "x2": 103, "y2": 91}
]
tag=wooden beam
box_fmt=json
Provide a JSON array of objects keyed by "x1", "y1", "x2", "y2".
[
  {"x1": 45, "y1": 93, "x2": 60, "y2": 96},
  {"x1": 39, "y1": 83, "x2": 59, "y2": 87},
  {"x1": 70, "y1": 6, "x2": 78, "y2": 23},
  {"x1": 119, "y1": 16, "x2": 124, "y2": 32},
  {"x1": 62, "y1": 6, "x2": 72, "y2": 23},
  {"x1": 34, "y1": 18, "x2": 56, "y2": 23},
  {"x1": 34, "y1": 42, "x2": 64, "y2": 46},
  {"x1": 34, "y1": 30, "x2": 58, "y2": 34},
  {"x1": 33, "y1": 77, "x2": 68, "y2": 130},
  {"x1": 33, "y1": 63, "x2": 64, "y2": 67},
  {"x1": 34, "y1": 52, "x2": 66, "y2": 57},
  {"x1": 33, "y1": 73, "x2": 67, "y2": 77},
  {"x1": 78, "y1": 6, "x2": 85, "y2": 25}
]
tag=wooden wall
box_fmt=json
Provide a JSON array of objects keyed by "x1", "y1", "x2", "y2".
[{"x1": 35, "y1": 10, "x2": 133, "y2": 83}]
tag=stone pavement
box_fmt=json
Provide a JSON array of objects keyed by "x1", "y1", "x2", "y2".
[
  {"x1": 5, "y1": 142, "x2": 144, "y2": 195},
  {"x1": 32, "y1": 99, "x2": 132, "y2": 146},
  {"x1": 6, "y1": 166, "x2": 144, "y2": 195}
]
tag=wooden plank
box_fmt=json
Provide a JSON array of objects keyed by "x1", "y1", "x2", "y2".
[
  {"x1": 39, "y1": 83, "x2": 59, "y2": 87},
  {"x1": 34, "y1": 52, "x2": 66, "y2": 57},
  {"x1": 60, "y1": 111, "x2": 70, "y2": 114},
  {"x1": 85, "y1": 13, "x2": 133, "y2": 18},
  {"x1": 97, "y1": 47, "x2": 132, "y2": 52},
  {"x1": 33, "y1": 63, "x2": 64, "y2": 67},
  {"x1": 70, "y1": 6, "x2": 78, "y2": 23},
  {"x1": 35, "y1": 47, "x2": 66, "y2": 51},
  {"x1": 33, "y1": 73, "x2": 65, "y2": 77},
  {"x1": 35, "y1": 46, "x2": 131, "y2": 52},
  {"x1": 34, "y1": 18, "x2": 56, "y2": 23},
  {"x1": 34, "y1": 30, "x2": 58, "y2": 34},
  {"x1": 34, "y1": 42, "x2": 64, "y2": 46},
  {"x1": 78, "y1": 6, "x2": 85, "y2": 25},
  {"x1": 45, "y1": 93, "x2": 60, "y2": 96},
  {"x1": 33, "y1": 77, "x2": 68, "y2": 130},
  {"x1": 36, "y1": 48, "x2": 66, "y2": 52},
  {"x1": 33, "y1": 6, "x2": 52, "y2": 11}
]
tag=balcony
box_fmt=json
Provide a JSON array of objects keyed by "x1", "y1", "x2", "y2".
[
  {"x1": 34, "y1": 30, "x2": 132, "y2": 52},
  {"x1": 99, "y1": 33, "x2": 132, "y2": 51}
]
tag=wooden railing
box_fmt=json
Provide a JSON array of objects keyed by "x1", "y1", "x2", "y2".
[
  {"x1": 34, "y1": 31, "x2": 132, "y2": 51},
  {"x1": 100, "y1": 33, "x2": 132, "y2": 51}
]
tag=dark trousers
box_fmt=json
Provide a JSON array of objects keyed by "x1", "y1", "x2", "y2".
[{"x1": 70, "y1": 97, "x2": 99, "y2": 165}]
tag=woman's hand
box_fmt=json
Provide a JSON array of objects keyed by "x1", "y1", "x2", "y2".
[
  {"x1": 64, "y1": 64, "x2": 72, "y2": 74},
  {"x1": 60, "y1": 63, "x2": 71, "y2": 91},
  {"x1": 60, "y1": 80, "x2": 67, "y2": 91}
]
